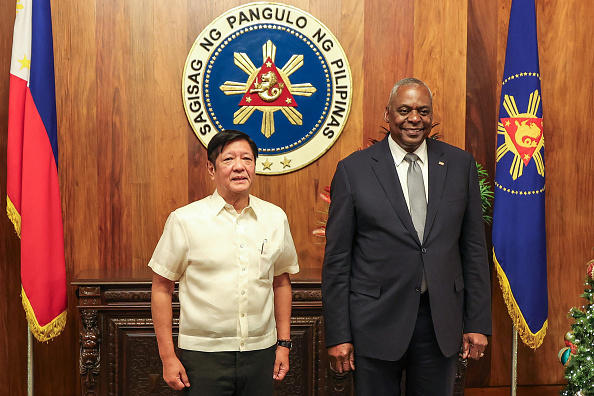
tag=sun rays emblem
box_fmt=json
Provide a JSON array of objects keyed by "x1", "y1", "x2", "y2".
[
  {"x1": 496, "y1": 89, "x2": 544, "y2": 180},
  {"x1": 220, "y1": 40, "x2": 316, "y2": 138},
  {"x1": 182, "y1": 3, "x2": 353, "y2": 175}
]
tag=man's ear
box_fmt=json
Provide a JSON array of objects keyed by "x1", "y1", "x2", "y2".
[
  {"x1": 383, "y1": 107, "x2": 390, "y2": 123},
  {"x1": 207, "y1": 161, "x2": 215, "y2": 179}
]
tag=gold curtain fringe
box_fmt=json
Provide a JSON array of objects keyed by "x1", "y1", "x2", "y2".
[
  {"x1": 21, "y1": 287, "x2": 67, "y2": 342},
  {"x1": 6, "y1": 195, "x2": 21, "y2": 238},
  {"x1": 493, "y1": 249, "x2": 547, "y2": 349}
]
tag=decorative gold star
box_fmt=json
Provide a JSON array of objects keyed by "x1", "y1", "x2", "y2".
[
  {"x1": 262, "y1": 159, "x2": 273, "y2": 170},
  {"x1": 285, "y1": 98, "x2": 292, "y2": 104},
  {"x1": 266, "y1": 61, "x2": 272, "y2": 67},
  {"x1": 505, "y1": 120, "x2": 510, "y2": 126},
  {"x1": 245, "y1": 97, "x2": 252, "y2": 103},
  {"x1": 281, "y1": 157, "x2": 291, "y2": 168},
  {"x1": 18, "y1": 54, "x2": 31, "y2": 70}
]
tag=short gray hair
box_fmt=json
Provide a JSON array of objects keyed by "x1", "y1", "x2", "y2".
[{"x1": 387, "y1": 78, "x2": 433, "y2": 108}]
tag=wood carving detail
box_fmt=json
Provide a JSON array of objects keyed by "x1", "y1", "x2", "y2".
[
  {"x1": 292, "y1": 289, "x2": 322, "y2": 301},
  {"x1": 80, "y1": 286, "x2": 101, "y2": 296},
  {"x1": 107, "y1": 317, "x2": 180, "y2": 396},
  {"x1": 104, "y1": 290, "x2": 179, "y2": 303},
  {"x1": 274, "y1": 316, "x2": 321, "y2": 396},
  {"x1": 127, "y1": 336, "x2": 179, "y2": 395},
  {"x1": 107, "y1": 318, "x2": 118, "y2": 396},
  {"x1": 80, "y1": 297, "x2": 100, "y2": 306},
  {"x1": 79, "y1": 310, "x2": 101, "y2": 393},
  {"x1": 454, "y1": 357, "x2": 468, "y2": 395}
]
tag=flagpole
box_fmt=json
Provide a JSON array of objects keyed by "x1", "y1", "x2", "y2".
[
  {"x1": 511, "y1": 326, "x2": 518, "y2": 396},
  {"x1": 27, "y1": 327, "x2": 34, "y2": 396}
]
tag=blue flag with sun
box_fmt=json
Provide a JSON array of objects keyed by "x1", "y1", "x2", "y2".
[{"x1": 492, "y1": 0, "x2": 547, "y2": 349}]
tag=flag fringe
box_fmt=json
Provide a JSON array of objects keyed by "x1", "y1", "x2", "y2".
[
  {"x1": 21, "y1": 287, "x2": 67, "y2": 342},
  {"x1": 493, "y1": 249, "x2": 547, "y2": 349},
  {"x1": 6, "y1": 195, "x2": 21, "y2": 238}
]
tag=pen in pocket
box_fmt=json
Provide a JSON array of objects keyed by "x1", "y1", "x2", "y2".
[{"x1": 261, "y1": 239, "x2": 267, "y2": 254}]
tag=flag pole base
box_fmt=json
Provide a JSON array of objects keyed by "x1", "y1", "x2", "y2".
[
  {"x1": 510, "y1": 326, "x2": 518, "y2": 396},
  {"x1": 28, "y1": 327, "x2": 34, "y2": 396}
]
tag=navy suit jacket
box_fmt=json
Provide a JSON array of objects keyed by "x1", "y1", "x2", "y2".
[{"x1": 321, "y1": 136, "x2": 492, "y2": 361}]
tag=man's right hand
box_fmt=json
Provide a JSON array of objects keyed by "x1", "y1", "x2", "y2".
[
  {"x1": 327, "y1": 343, "x2": 355, "y2": 373},
  {"x1": 162, "y1": 357, "x2": 190, "y2": 390}
]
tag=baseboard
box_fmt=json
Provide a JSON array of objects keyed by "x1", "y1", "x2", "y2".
[{"x1": 465, "y1": 385, "x2": 564, "y2": 395}]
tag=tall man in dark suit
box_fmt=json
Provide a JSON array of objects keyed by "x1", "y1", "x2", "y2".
[{"x1": 322, "y1": 78, "x2": 492, "y2": 395}]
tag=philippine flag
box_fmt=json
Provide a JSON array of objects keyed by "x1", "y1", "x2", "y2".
[{"x1": 7, "y1": 0, "x2": 67, "y2": 341}]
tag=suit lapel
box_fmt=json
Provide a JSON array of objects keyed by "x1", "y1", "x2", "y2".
[
  {"x1": 424, "y1": 139, "x2": 446, "y2": 242},
  {"x1": 370, "y1": 137, "x2": 420, "y2": 242}
]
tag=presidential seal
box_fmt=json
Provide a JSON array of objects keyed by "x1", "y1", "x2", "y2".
[
  {"x1": 182, "y1": 2, "x2": 352, "y2": 174},
  {"x1": 496, "y1": 73, "x2": 544, "y2": 182}
]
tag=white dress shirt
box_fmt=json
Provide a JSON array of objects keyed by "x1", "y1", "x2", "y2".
[
  {"x1": 149, "y1": 190, "x2": 299, "y2": 352},
  {"x1": 388, "y1": 136, "x2": 429, "y2": 206}
]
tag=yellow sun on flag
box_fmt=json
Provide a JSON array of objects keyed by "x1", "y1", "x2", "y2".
[{"x1": 496, "y1": 89, "x2": 544, "y2": 180}]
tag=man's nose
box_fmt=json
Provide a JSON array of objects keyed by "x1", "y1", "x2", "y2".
[
  {"x1": 232, "y1": 158, "x2": 245, "y2": 170},
  {"x1": 407, "y1": 111, "x2": 421, "y2": 123}
]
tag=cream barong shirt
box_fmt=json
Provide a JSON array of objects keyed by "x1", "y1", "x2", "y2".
[{"x1": 149, "y1": 190, "x2": 299, "y2": 352}]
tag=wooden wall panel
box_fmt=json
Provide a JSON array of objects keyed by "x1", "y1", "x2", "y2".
[
  {"x1": 415, "y1": 0, "x2": 468, "y2": 149},
  {"x1": 464, "y1": 0, "x2": 500, "y2": 388},
  {"x1": 363, "y1": 0, "x2": 414, "y2": 145},
  {"x1": 1, "y1": 0, "x2": 593, "y2": 394},
  {"x1": 95, "y1": 0, "x2": 132, "y2": 271}
]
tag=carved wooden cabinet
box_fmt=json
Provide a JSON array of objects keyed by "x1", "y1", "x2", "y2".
[{"x1": 74, "y1": 268, "x2": 354, "y2": 396}]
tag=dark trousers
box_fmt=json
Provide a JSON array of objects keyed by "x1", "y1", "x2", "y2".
[
  {"x1": 353, "y1": 293, "x2": 459, "y2": 396},
  {"x1": 180, "y1": 345, "x2": 276, "y2": 396}
]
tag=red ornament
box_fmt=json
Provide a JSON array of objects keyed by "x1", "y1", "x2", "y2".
[{"x1": 564, "y1": 340, "x2": 578, "y2": 354}]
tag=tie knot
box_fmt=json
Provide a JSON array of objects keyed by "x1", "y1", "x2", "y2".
[{"x1": 404, "y1": 153, "x2": 419, "y2": 163}]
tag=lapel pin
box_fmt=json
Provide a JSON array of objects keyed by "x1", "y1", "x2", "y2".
[{"x1": 439, "y1": 161, "x2": 445, "y2": 166}]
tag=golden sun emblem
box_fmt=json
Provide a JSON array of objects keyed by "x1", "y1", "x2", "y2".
[
  {"x1": 496, "y1": 89, "x2": 544, "y2": 180},
  {"x1": 219, "y1": 40, "x2": 316, "y2": 138}
]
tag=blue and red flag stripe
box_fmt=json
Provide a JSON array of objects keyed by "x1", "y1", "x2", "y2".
[
  {"x1": 492, "y1": 0, "x2": 547, "y2": 349},
  {"x1": 7, "y1": 0, "x2": 67, "y2": 341}
]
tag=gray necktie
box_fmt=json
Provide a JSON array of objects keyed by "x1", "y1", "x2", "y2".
[{"x1": 404, "y1": 153, "x2": 427, "y2": 293}]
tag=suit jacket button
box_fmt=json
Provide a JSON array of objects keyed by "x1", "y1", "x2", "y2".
[
  {"x1": 415, "y1": 286, "x2": 421, "y2": 292},
  {"x1": 421, "y1": 248, "x2": 427, "y2": 253}
]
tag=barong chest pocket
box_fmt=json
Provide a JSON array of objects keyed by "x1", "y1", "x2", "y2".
[{"x1": 258, "y1": 242, "x2": 280, "y2": 282}]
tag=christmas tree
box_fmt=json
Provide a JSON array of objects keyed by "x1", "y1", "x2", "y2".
[{"x1": 559, "y1": 258, "x2": 594, "y2": 396}]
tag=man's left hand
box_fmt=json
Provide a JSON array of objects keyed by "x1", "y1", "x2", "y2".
[
  {"x1": 273, "y1": 346, "x2": 290, "y2": 380},
  {"x1": 461, "y1": 333, "x2": 488, "y2": 360}
]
